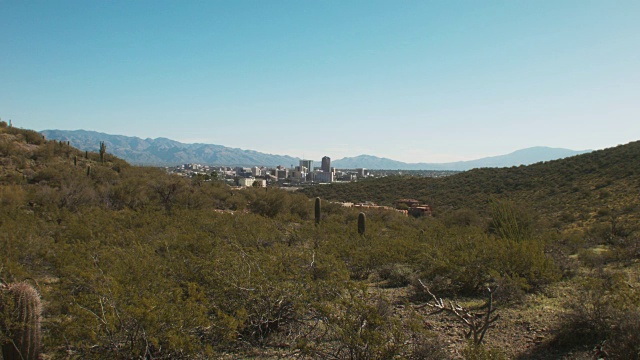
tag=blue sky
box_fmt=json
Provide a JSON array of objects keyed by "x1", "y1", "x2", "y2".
[{"x1": 1, "y1": 1, "x2": 639, "y2": 162}]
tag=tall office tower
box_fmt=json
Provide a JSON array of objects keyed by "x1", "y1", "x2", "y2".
[
  {"x1": 300, "y1": 159, "x2": 313, "y2": 173},
  {"x1": 321, "y1": 156, "x2": 331, "y2": 172}
]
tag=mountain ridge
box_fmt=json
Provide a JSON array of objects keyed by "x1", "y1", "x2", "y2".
[
  {"x1": 41, "y1": 129, "x2": 590, "y2": 170},
  {"x1": 332, "y1": 147, "x2": 592, "y2": 170},
  {"x1": 41, "y1": 129, "x2": 301, "y2": 167}
]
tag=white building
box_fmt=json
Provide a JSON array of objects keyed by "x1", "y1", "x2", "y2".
[{"x1": 238, "y1": 177, "x2": 256, "y2": 187}]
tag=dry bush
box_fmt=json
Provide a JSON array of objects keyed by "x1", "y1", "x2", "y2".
[
  {"x1": 553, "y1": 269, "x2": 640, "y2": 353},
  {"x1": 378, "y1": 264, "x2": 415, "y2": 288}
]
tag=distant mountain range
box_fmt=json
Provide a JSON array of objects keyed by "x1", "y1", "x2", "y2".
[
  {"x1": 331, "y1": 147, "x2": 592, "y2": 171},
  {"x1": 41, "y1": 130, "x2": 300, "y2": 167},
  {"x1": 41, "y1": 129, "x2": 591, "y2": 170}
]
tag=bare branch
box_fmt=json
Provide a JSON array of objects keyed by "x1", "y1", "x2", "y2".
[{"x1": 415, "y1": 280, "x2": 500, "y2": 345}]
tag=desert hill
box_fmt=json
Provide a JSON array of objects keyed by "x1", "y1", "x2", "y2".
[
  {"x1": 1, "y1": 122, "x2": 639, "y2": 359},
  {"x1": 302, "y1": 141, "x2": 640, "y2": 230}
]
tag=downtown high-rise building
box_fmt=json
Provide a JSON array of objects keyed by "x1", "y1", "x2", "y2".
[
  {"x1": 299, "y1": 159, "x2": 313, "y2": 173},
  {"x1": 321, "y1": 156, "x2": 331, "y2": 172}
]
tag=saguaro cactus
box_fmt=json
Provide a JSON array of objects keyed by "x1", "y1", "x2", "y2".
[
  {"x1": 358, "y1": 212, "x2": 366, "y2": 236},
  {"x1": 315, "y1": 197, "x2": 321, "y2": 225},
  {"x1": 99, "y1": 141, "x2": 106, "y2": 163},
  {"x1": 0, "y1": 282, "x2": 42, "y2": 360},
  {"x1": 87, "y1": 165, "x2": 91, "y2": 176},
  {"x1": 74, "y1": 155, "x2": 77, "y2": 167}
]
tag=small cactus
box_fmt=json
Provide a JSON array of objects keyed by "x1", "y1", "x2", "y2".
[
  {"x1": 314, "y1": 197, "x2": 321, "y2": 225},
  {"x1": 0, "y1": 282, "x2": 42, "y2": 360},
  {"x1": 358, "y1": 212, "x2": 366, "y2": 236}
]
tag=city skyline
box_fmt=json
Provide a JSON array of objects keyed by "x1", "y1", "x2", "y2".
[{"x1": 1, "y1": 1, "x2": 639, "y2": 162}]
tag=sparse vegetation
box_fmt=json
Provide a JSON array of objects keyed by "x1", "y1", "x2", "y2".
[{"x1": 1, "y1": 126, "x2": 639, "y2": 358}]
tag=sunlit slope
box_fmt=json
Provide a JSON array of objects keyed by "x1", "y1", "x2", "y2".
[{"x1": 302, "y1": 141, "x2": 640, "y2": 229}]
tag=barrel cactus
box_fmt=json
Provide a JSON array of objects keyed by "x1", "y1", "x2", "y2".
[{"x1": 0, "y1": 282, "x2": 42, "y2": 360}]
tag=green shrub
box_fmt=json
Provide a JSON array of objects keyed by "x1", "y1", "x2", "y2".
[
  {"x1": 416, "y1": 231, "x2": 559, "y2": 296},
  {"x1": 409, "y1": 334, "x2": 452, "y2": 359},
  {"x1": 488, "y1": 199, "x2": 535, "y2": 241},
  {"x1": 249, "y1": 189, "x2": 290, "y2": 218},
  {"x1": 554, "y1": 270, "x2": 640, "y2": 351},
  {"x1": 378, "y1": 264, "x2": 415, "y2": 288},
  {"x1": 606, "y1": 310, "x2": 640, "y2": 359},
  {"x1": 443, "y1": 208, "x2": 483, "y2": 228},
  {"x1": 309, "y1": 288, "x2": 408, "y2": 360}
]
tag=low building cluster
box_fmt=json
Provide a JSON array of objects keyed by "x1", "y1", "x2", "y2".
[
  {"x1": 395, "y1": 199, "x2": 433, "y2": 216},
  {"x1": 334, "y1": 199, "x2": 432, "y2": 217}
]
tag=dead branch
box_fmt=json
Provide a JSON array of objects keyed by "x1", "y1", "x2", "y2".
[{"x1": 416, "y1": 279, "x2": 499, "y2": 345}]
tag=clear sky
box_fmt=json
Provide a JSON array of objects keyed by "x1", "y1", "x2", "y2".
[{"x1": 1, "y1": 1, "x2": 639, "y2": 162}]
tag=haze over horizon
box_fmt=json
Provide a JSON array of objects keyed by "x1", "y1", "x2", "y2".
[
  {"x1": 41, "y1": 127, "x2": 592, "y2": 165},
  {"x1": 2, "y1": 1, "x2": 639, "y2": 163}
]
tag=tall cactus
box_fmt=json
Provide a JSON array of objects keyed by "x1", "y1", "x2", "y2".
[
  {"x1": 99, "y1": 141, "x2": 106, "y2": 163},
  {"x1": 87, "y1": 165, "x2": 91, "y2": 176},
  {"x1": 0, "y1": 282, "x2": 42, "y2": 360},
  {"x1": 314, "y1": 197, "x2": 321, "y2": 225},
  {"x1": 358, "y1": 212, "x2": 366, "y2": 236}
]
